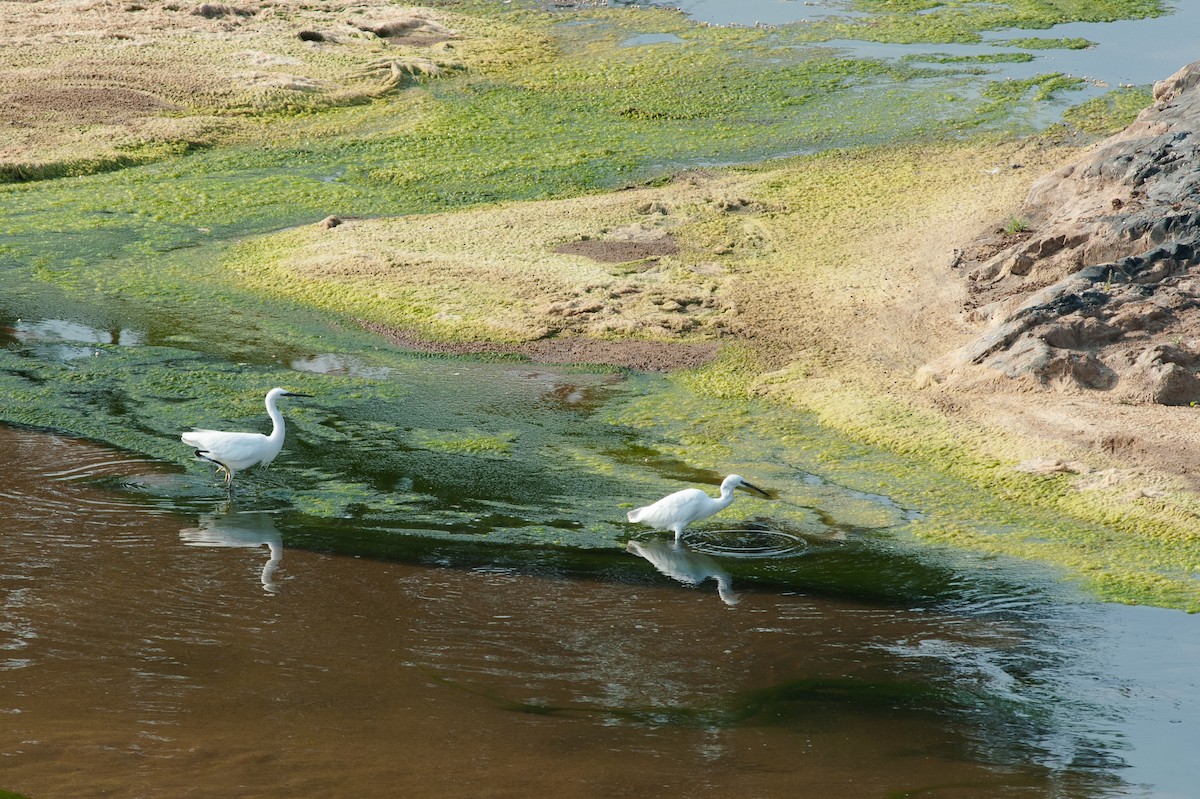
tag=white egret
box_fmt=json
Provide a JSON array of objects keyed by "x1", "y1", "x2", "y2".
[
  {"x1": 181, "y1": 387, "x2": 311, "y2": 489},
  {"x1": 626, "y1": 474, "x2": 769, "y2": 542}
]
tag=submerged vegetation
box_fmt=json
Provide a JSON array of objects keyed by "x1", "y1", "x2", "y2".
[{"x1": 1061, "y1": 85, "x2": 1156, "y2": 133}]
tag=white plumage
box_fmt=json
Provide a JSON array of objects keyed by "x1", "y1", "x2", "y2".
[
  {"x1": 627, "y1": 474, "x2": 768, "y2": 542},
  {"x1": 181, "y1": 387, "x2": 310, "y2": 488}
]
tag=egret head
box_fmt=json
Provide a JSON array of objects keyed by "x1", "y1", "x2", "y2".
[
  {"x1": 268, "y1": 387, "x2": 313, "y2": 400},
  {"x1": 725, "y1": 474, "x2": 771, "y2": 497}
]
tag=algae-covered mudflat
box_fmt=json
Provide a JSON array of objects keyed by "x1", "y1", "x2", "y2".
[{"x1": 5, "y1": 0, "x2": 1200, "y2": 610}]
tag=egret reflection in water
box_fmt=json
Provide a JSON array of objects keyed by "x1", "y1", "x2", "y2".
[
  {"x1": 626, "y1": 538, "x2": 739, "y2": 605},
  {"x1": 179, "y1": 505, "x2": 284, "y2": 593}
]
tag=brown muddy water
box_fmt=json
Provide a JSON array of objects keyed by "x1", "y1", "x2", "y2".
[{"x1": 0, "y1": 425, "x2": 1197, "y2": 799}]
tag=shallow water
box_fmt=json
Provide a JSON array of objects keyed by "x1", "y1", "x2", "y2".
[
  {"x1": 0, "y1": 425, "x2": 1196, "y2": 798},
  {"x1": 626, "y1": 0, "x2": 1199, "y2": 120}
]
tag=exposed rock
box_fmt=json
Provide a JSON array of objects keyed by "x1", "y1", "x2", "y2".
[
  {"x1": 1148, "y1": 362, "x2": 1200, "y2": 405},
  {"x1": 929, "y1": 61, "x2": 1200, "y2": 405},
  {"x1": 353, "y1": 11, "x2": 458, "y2": 44},
  {"x1": 987, "y1": 337, "x2": 1118, "y2": 390}
]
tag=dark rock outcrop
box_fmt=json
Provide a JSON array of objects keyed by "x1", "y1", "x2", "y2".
[{"x1": 927, "y1": 62, "x2": 1200, "y2": 405}]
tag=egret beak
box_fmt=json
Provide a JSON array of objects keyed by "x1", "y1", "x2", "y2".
[
  {"x1": 283, "y1": 391, "x2": 314, "y2": 397},
  {"x1": 740, "y1": 481, "x2": 771, "y2": 498}
]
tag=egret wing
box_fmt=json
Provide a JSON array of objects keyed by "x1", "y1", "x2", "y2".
[
  {"x1": 628, "y1": 488, "x2": 709, "y2": 529},
  {"x1": 182, "y1": 429, "x2": 271, "y2": 469}
]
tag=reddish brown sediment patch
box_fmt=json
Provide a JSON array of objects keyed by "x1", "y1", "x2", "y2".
[
  {"x1": 360, "y1": 321, "x2": 720, "y2": 371},
  {"x1": 1, "y1": 86, "x2": 179, "y2": 126},
  {"x1": 554, "y1": 235, "x2": 679, "y2": 264}
]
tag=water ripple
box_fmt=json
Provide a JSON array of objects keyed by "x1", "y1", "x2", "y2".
[
  {"x1": 683, "y1": 527, "x2": 809, "y2": 559},
  {"x1": 0, "y1": 427, "x2": 176, "y2": 525}
]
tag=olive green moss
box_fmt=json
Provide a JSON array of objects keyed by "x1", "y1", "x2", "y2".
[
  {"x1": 1060, "y1": 85, "x2": 1156, "y2": 134},
  {"x1": 1005, "y1": 36, "x2": 1096, "y2": 50},
  {"x1": 978, "y1": 73, "x2": 1087, "y2": 113},
  {"x1": 745, "y1": 373, "x2": 1200, "y2": 610},
  {"x1": 221, "y1": 226, "x2": 547, "y2": 344},
  {"x1": 673, "y1": 345, "x2": 769, "y2": 400}
]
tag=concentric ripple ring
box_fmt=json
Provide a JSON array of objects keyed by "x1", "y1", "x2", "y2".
[{"x1": 682, "y1": 528, "x2": 808, "y2": 559}]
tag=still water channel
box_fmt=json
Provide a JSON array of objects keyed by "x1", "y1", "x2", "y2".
[{"x1": 0, "y1": 408, "x2": 1197, "y2": 797}]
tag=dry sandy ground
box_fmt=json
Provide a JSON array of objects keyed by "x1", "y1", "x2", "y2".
[{"x1": 0, "y1": 0, "x2": 475, "y2": 175}]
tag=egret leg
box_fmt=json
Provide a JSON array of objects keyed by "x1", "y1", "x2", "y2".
[{"x1": 195, "y1": 450, "x2": 234, "y2": 492}]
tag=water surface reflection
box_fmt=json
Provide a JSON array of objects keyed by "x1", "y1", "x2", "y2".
[
  {"x1": 627, "y1": 538, "x2": 739, "y2": 605},
  {"x1": 0, "y1": 425, "x2": 1195, "y2": 798},
  {"x1": 179, "y1": 505, "x2": 285, "y2": 593}
]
